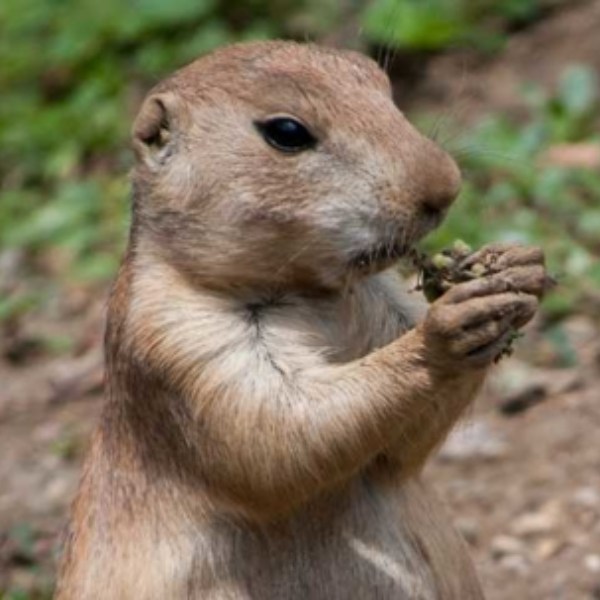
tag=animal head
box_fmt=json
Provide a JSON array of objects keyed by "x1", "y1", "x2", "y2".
[{"x1": 131, "y1": 41, "x2": 461, "y2": 294}]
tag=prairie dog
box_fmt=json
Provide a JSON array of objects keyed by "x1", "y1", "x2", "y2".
[{"x1": 55, "y1": 41, "x2": 547, "y2": 599}]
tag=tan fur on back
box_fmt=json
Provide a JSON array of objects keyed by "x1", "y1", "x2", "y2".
[{"x1": 55, "y1": 41, "x2": 486, "y2": 599}]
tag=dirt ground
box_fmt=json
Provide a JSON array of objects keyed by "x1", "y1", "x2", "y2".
[{"x1": 1, "y1": 2, "x2": 599, "y2": 598}]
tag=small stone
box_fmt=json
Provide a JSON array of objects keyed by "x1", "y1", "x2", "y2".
[
  {"x1": 490, "y1": 535, "x2": 525, "y2": 559},
  {"x1": 455, "y1": 517, "x2": 479, "y2": 546},
  {"x1": 585, "y1": 554, "x2": 600, "y2": 573},
  {"x1": 491, "y1": 361, "x2": 546, "y2": 415},
  {"x1": 511, "y1": 502, "x2": 560, "y2": 537},
  {"x1": 533, "y1": 537, "x2": 562, "y2": 561},
  {"x1": 491, "y1": 360, "x2": 584, "y2": 416},
  {"x1": 499, "y1": 553, "x2": 529, "y2": 575},
  {"x1": 439, "y1": 420, "x2": 507, "y2": 462},
  {"x1": 498, "y1": 383, "x2": 547, "y2": 415},
  {"x1": 573, "y1": 486, "x2": 600, "y2": 508}
]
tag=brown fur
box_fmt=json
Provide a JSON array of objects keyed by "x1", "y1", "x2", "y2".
[{"x1": 55, "y1": 41, "x2": 547, "y2": 599}]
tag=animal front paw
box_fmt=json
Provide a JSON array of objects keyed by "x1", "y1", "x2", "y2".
[{"x1": 420, "y1": 243, "x2": 549, "y2": 368}]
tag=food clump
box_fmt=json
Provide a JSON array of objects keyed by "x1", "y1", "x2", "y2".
[
  {"x1": 410, "y1": 239, "x2": 523, "y2": 361},
  {"x1": 411, "y1": 239, "x2": 489, "y2": 303}
]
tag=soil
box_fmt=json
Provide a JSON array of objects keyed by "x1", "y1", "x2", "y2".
[
  {"x1": 1, "y1": 2, "x2": 599, "y2": 598},
  {"x1": 393, "y1": 0, "x2": 600, "y2": 122}
]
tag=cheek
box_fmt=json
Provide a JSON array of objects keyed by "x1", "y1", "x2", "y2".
[
  {"x1": 302, "y1": 172, "x2": 383, "y2": 254},
  {"x1": 222, "y1": 157, "x2": 312, "y2": 222},
  {"x1": 154, "y1": 148, "x2": 224, "y2": 212},
  {"x1": 153, "y1": 160, "x2": 196, "y2": 207}
]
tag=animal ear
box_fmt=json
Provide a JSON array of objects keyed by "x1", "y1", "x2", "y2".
[{"x1": 132, "y1": 93, "x2": 178, "y2": 169}]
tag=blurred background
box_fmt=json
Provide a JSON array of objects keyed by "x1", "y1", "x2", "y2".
[{"x1": 1, "y1": 0, "x2": 599, "y2": 598}]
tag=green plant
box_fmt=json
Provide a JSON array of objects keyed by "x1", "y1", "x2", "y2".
[
  {"x1": 361, "y1": 0, "x2": 544, "y2": 51},
  {"x1": 0, "y1": 0, "x2": 329, "y2": 327},
  {"x1": 419, "y1": 65, "x2": 600, "y2": 319}
]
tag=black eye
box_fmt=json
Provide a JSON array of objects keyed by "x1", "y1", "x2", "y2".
[{"x1": 255, "y1": 117, "x2": 317, "y2": 153}]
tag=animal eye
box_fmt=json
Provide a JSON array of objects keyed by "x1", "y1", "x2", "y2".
[{"x1": 255, "y1": 117, "x2": 317, "y2": 153}]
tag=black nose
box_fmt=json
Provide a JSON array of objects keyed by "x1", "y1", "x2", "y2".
[
  {"x1": 421, "y1": 201, "x2": 444, "y2": 220},
  {"x1": 419, "y1": 202, "x2": 447, "y2": 229},
  {"x1": 421, "y1": 187, "x2": 458, "y2": 218}
]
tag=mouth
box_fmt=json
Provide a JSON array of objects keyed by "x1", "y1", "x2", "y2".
[
  {"x1": 350, "y1": 241, "x2": 411, "y2": 270},
  {"x1": 348, "y1": 208, "x2": 447, "y2": 272}
]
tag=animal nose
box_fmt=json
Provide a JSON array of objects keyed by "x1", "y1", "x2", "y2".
[
  {"x1": 421, "y1": 188, "x2": 458, "y2": 217},
  {"x1": 422, "y1": 192, "x2": 453, "y2": 215},
  {"x1": 418, "y1": 143, "x2": 462, "y2": 215}
]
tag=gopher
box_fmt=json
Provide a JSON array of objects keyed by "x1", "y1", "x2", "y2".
[{"x1": 55, "y1": 41, "x2": 547, "y2": 599}]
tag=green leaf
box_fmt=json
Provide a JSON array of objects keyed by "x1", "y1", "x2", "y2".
[
  {"x1": 558, "y1": 65, "x2": 598, "y2": 117},
  {"x1": 71, "y1": 252, "x2": 120, "y2": 282},
  {"x1": 0, "y1": 294, "x2": 40, "y2": 321},
  {"x1": 544, "y1": 324, "x2": 579, "y2": 367},
  {"x1": 362, "y1": 0, "x2": 468, "y2": 50}
]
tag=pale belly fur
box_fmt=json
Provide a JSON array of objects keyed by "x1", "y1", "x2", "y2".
[{"x1": 174, "y1": 476, "x2": 483, "y2": 600}]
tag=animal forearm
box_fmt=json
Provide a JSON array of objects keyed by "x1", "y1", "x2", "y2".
[
  {"x1": 196, "y1": 329, "x2": 471, "y2": 518},
  {"x1": 382, "y1": 371, "x2": 485, "y2": 473}
]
